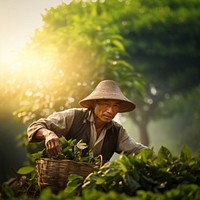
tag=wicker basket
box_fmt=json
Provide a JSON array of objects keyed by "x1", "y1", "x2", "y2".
[{"x1": 36, "y1": 158, "x2": 94, "y2": 193}]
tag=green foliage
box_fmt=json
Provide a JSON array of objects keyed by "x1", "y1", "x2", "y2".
[
  {"x1": 123, "y1": 0, "x2": 200, "y2": 144},
  {"x1": 83, "y1": 146, "x2": 200, "y2": 195},
  {"x1": 12, "y1": 0, "x2": 141, "y2": 125},
  {"x1": 63, "y1": 175, "x2": 84, "y2": 196},
  {"x1": 17, "y1": 166, "x2": 35, "y2": 175},
  {"x1": 31, "y1": 137, "x2": 101, "y2": 166},
  {"x1": 1, "y1": 146, "x2": 200, "y2": 199},
  {"x1": 135, "y1": 184, "x2": 200, "y2": 200}
]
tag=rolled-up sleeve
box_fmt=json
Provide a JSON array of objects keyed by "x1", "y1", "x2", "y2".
[
  {"x1": 116, "y1": 126, "x2": 148, "y2": 155},
  {"x1": 27, "y1": 109, "x2": 75, "y2": 142}
]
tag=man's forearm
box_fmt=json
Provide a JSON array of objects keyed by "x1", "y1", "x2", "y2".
[{"x1": 33, "y1": 128, "x2": 54, "y2": 141}]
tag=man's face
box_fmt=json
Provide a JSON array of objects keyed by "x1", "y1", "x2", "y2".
[{"x1": 94, "y1": 99, "x2": 121, "y2": 123}]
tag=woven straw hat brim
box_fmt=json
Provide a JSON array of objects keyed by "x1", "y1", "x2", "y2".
[
  {"x1": 79, "y1": 80, "x2": 136, "y2": 113},
  {"x1": 80, "y1": 98, "x2": 135, "y2": 113}
]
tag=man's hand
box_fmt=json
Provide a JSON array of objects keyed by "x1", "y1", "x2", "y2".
[{"x1": 43, "y1": 131, "x2": 62, "y2": 158}]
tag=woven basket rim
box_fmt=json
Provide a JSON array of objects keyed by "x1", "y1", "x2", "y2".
[{"x1": 36, "y1": 158, "x2": 94, "y2": 166}]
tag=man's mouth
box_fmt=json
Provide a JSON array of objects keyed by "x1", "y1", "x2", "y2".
[{"x1": 103, "y1": 115, "x2": 113, "y2": 120}]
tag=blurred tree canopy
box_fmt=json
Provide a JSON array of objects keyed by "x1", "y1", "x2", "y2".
[
  {"x1": 4, "y1": 0, "x2": 200, "y2": 149},
  {"x1": 11, "y1": 0, "x2": 143, "y2": 124},
  {"x1": 120, "y1": 0, "x2": 200, "y2": 145}
]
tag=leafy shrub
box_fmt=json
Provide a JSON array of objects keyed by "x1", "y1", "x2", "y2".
[
  {"x1": 83, "y1": 146, "x2": 200, "y2": 195},
  {"x1": 1, "y1": 146, "x2": 200, "y2": 200}
]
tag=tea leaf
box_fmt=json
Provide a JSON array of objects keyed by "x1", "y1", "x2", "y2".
[
  {"x1": 156, "y1": 146, "x2": 173, "y2": 165},
  {"x1": 32, "y1": 149, "x2": 45, "y2": 159},
  {"x1": 17, "y1": 166, "x2": 35, "y2": 175},
  {"x1": 180, "y1": 145, "x2": 192, "y2": 161},
  {"x1": 76, "y1": 141, "x2": 88, "y2": 150},
  {"x1": 64, "y1": 174, "x2": 84, "y2": 195}
]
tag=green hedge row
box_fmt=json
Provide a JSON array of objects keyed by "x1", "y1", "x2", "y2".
[{"x1": 1, "y1": 146, "x2": 200, "y2": 199}]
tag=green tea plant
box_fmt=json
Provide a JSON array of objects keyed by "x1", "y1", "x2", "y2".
[
  {"x1": 1, "y1": 146, "x2": 200, "y2": 200},
  {"x1": 82, "y1": 146, "x2": 200, "y2": 195}
]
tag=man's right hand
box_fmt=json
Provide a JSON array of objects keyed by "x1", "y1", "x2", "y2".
[{"x1": 43, "y1": 131, "x2": 62, "y2": 158}]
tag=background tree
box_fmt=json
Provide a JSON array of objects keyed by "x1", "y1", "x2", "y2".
[
  {"x1": 8, "y1": 0, "x2": 200, "y2": 150},
  {"x1": 109, "y1": 0, "x2": 200, "y2": 145},
  {"x1": 12, "y1": 0, "x2": 143, "y2": 124}
]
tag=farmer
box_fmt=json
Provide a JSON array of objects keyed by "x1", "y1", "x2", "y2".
[{"x1": 27, "y1": 80, "x2": 151, "y2": 163}]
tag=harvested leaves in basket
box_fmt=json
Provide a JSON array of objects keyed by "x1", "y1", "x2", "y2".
[{"x1": 32, "y1": 137, "x2": 101, "y2": 167}]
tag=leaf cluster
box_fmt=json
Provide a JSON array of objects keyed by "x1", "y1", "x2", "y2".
[
  {"x1": 31, "y1": 137, "x2": 101, "y2": 166},
  {"x1": 83, "y1": 146, "x2": 200, "y2": 195},
  {"x1": 1, "y1": 146, "x2": 200, "y2": 199}
]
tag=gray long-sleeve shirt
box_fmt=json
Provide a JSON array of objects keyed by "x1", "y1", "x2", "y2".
[{"x1": 27, "y1": 108, "x2": 148, "y2": 157}]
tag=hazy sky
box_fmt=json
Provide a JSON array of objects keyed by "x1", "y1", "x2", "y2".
[{"x1": 0, "y1": 0, "x2": 65, "y2": 68}]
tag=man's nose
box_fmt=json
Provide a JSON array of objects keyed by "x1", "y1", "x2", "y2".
[{"x1": 107, "y1": 106, "x2": 114, "y2": 113}]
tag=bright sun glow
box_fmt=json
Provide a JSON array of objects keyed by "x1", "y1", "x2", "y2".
[
  {"x1": 0, "y1": 0, "x2": 64, "y2": 74},
  {"x1": 1, "y1": 45, "x2": 18, "y2": 67}
]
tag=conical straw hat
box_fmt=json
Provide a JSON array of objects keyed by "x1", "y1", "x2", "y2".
[{"x1": 79, "y1": 80, "x2": 136, "y2": 113}]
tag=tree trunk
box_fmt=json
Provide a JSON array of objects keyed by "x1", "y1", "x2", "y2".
[
  {"x1": 137, "y1": 122, "x2": 149, "y2": 146},
  {"x1": 128, "y1": 95, "x2": 164, "y2": 146},
  {"x1": 129, "y1": 111, "x2": 150, "y2": 146}
]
